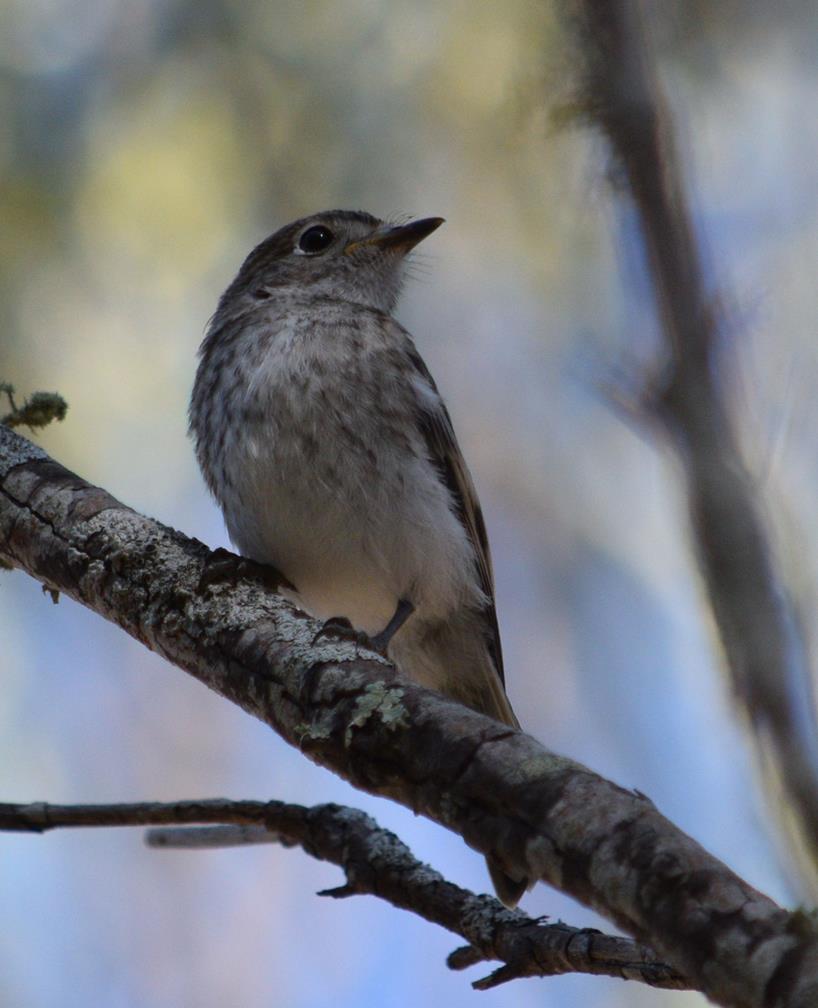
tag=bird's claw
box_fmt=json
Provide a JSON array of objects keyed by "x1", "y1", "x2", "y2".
[
  {"x1": 198, "y1": 547, "x2": 294, "y2": 594},
  {"x1": 312, "y1": 617, "x2": 384, "y2": 654}
]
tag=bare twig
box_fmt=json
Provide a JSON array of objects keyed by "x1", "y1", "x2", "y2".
[
  {"x1": 0, "y1": 797, "x2": 688, "y2": 991},
  {"x1": 567, "y1": 0, "x2": 818, "y2": 875},
  {"x1": 148, "y1": 825, "x2": 276, "y2": 848}
]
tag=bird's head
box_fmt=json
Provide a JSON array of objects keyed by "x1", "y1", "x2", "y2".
[{"x1": 218, "y1": 210, "x2": 444, "y2": 316}]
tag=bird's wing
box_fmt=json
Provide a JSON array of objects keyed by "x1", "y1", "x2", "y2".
[{"x1": 404, "y1": 343, "x2": 506, "y2": 687}]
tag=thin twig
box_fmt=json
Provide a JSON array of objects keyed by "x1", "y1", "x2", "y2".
[
  {"x1": 0, "y1": 798, "x2": 689, "y2": 991},
  {"x1": 147, "y1": 825, "x2": 278, "y2": 848}
]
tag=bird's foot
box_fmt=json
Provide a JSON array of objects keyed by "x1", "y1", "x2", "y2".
[
  {"x1": 311, "y1": 599, "x2": 415, "y2": 654},
  {"x1": 312, "y1": 617, "x2": 384, "y2": 654},
  {"x1": 198, "y1": 547, "x2": 294, "y2": 594}
]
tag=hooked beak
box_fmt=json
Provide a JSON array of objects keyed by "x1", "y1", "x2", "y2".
[{"x1": 344, "y1": 216, "x2": 445, "y2": 256}]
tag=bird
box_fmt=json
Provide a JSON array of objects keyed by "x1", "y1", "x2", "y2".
[{"x1": 189, "y1": 210, "x2": 528, "y2": 906}]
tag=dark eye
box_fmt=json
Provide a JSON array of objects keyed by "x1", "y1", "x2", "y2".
[{"x1": 298, "y1": 225, "x2": 335, "y2": 255}]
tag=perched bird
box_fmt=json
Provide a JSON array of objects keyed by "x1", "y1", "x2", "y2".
[{"x1": 189, "y1": 210, "x2": 527, "y2": 906}]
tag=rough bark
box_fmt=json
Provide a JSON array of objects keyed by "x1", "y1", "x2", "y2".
[
  {"x1": 2, "y1": 424, "x2": 818, "y2": 1006},
  {"x1": 0, "y1": 797, "x2": 688, "y2": 991}
]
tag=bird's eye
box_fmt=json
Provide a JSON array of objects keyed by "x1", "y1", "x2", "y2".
[{"x1": 297, "y1": 225, "x2": 335, "y2": 255}]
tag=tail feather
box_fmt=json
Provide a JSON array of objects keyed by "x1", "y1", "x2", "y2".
[
  {"x1": 390, "y1": 613, "x2": 532, "y2": 907},
  {"x1": 487, "y1": 856, "x2": 529, "y2": 909},
  {"x1": 390, "y1": 613, "x2": 518, "y2": 725}
]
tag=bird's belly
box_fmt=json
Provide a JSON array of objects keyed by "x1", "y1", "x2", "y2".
[
  {"x1": 223, "y1": 464, "x2": 393, "y2": 633},
  {"x1": 287, "y1": 570, "x2": 398, "y2": 636},
  {"x1": 264, "y1": 496, "x2": 400, "y2": 631},
  {"x1": 222, "y1": 445, "x2": 476, "y2": 636}
]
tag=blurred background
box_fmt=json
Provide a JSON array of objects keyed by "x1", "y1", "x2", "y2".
[{"x1": 1, "y1": 1, "x2": 817, "y2": 1005}]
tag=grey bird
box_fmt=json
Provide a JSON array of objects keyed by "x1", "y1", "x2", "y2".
[{"x1": 189, "y1": 210, "x2": 528, "y2": 906}]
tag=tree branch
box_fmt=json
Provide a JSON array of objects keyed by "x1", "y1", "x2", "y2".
[
  {"x1": 0, "y1": 797, "x2": 688, "y2": 991},
  {"x1": 2, "y1": 424, "x2": 817, "y2": 1005},
  {"x1": 566, "y1": 0, "x2": 818, "y2": 877}
]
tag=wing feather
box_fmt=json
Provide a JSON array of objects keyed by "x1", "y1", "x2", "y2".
[{"x1": 406, "y1": 345, "x2": 506, "y2": 687}]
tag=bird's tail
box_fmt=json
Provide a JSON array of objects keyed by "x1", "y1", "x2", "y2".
[{"x1": 390, "y1": 614, "x2": 531, "y2": 907}]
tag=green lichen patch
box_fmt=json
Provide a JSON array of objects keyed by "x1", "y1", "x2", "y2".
[
  {"x1": 295, "y1": 710, "x2": 335, "y2": 745},
  {"x1": 1, "y1": 384, "x2": 67, "y2": 430},
  {"x1": 345, "y1": 683, "x2": 409, "y2": 747}
]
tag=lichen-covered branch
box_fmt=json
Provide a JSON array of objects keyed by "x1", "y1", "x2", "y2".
[
  {"x1": 0, "y1": 797, "x2": 688, "y2": 991},
  {"x1": 1, "y1": 424, "x2": 818, "y2": 1006},
  {"x1": 565, "y1": 0, "x2": 818, "y2": 879}
]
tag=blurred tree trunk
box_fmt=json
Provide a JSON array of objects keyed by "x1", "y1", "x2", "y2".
[{"x1": 566, "y1": 0, "x2": 818, "y2": 898}]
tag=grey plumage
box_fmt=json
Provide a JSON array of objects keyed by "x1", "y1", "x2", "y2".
[{"x1": 189, "y1": 210, "x2": 527, "y2": 905}]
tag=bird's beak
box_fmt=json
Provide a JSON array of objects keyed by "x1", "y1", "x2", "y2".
[{"x1": 344, "y1": 217, "x2": 445, "y2": 256}]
